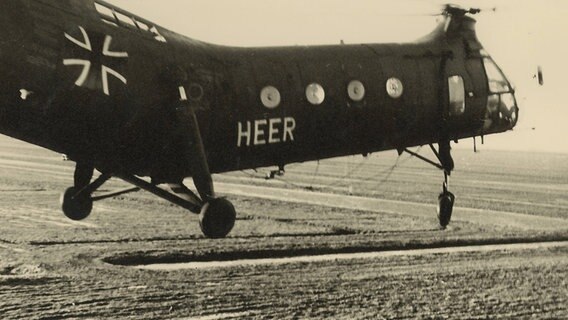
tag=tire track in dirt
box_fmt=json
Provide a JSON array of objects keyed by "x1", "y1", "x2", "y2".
[
  {"x1": 133, "y1": 241, "x2": 568, "y2": 270},
  {"x1": 2, "y1": 205, "x2": 99, "y2": 230}
]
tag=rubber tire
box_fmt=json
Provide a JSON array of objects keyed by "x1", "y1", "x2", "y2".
[
  {"x1": 437, "y1": 191, "x2": 455, "y2": 228},
  {"x1": 199, "y1": 198, "x2": 236, "y2": 239},
  {"x1": 60, "y1": 187, "x2": 93, "y2": 221}
]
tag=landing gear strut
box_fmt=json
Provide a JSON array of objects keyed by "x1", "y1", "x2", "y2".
[
  {"x1": 118, "y1": 174, "x2": 236, "y2": 239},
  {"x1": 115, "y1": 88, "x2": 238, "y2": 239},
  {"x1": 61, "y1": 163, "x2": 137, "y2": 221},
  {"x1": 174, "y1": 88, "x2": 236, "y2": 238},
  {"x1": 437, "y1": 140, "x2": 455, "y2": 228},
  {"x1": 404, "y1": 140, "x2": 455, "y2": 228}
]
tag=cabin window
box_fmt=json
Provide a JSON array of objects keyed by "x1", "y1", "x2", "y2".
[
  {"x1": 386, "y1": 77, "x2": 403, "y2": 98},
  {"x1": 260, "y1": 86, "x2": 281, "y2": 109},
  {"x1": 94, "y1": 2, "x2": 115, "y2": 21},
  {"x1": 188, "y1": 83, "x2": 204, "y2": 101},
  {"x1": 94, "y1": 0, "x2": 167, "y2": 43},
  {"x1": 115, "y1": 11, "x2": 137, "y2": 28},
  {"x1": 134, "y1": 20, "x2": 150, "y2": 32},
  {"x1": 484, "y1": 58, "x2": 510, "y2": 93},
  {"x1": 306, "y1": 83, "x2": 325, "y2": 105},
  {"x1": 347, "y1": 80, "x2": 365, "y2": 102},
  {"x1": 448, "y1": 75, "x2": 465, "y2": 116},
  {"x1": 149, "y1": 26, "x2": 167, "y2": 42}
]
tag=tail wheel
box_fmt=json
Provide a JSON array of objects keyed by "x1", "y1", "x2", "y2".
[
  {"x1": 199, "y1": 198, "x2": 236, "y2": 239},
  {"x1": 437, "y1": 191, "x2": 455, "y2": 228},
  {"x1": 60, "y1": 187, "x2": 93, "y2": 221}
]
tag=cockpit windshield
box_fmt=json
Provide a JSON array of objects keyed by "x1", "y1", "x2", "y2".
[
  {"x1": 481, "y1": 53, "x2": 518, "y2": 133},
  {"x1": 484, "y1": 58, "x2": 511, "y2": 93}
]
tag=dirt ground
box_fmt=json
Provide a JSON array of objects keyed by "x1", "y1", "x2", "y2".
[{"x1": 0, "y1": 135, "x2": 567, "y2": 319}]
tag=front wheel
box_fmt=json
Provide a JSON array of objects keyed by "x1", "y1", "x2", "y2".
[
  {"x1": 199, "y1": 198, "x2": 236, "y2": 239},
  {"x1": 437, "y1": 191, "x2": 455, "y2": 228},
  {"x1": 60, "y1": 187, "x2": 93, "y2": 221}
]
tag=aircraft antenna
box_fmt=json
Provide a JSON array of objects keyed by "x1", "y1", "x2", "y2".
[
  {"x1": 322, "y1": 157, "x2": 368, "y2": 189},
  {"x1": 365, "y1": 146, "x2": 422, "y2": 188},
  {"x1": 308, "y1": 160, "x2": 320, "y2": 190}
]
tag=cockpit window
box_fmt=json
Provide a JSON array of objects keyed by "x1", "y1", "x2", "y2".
[
  {"x1": 482, "y1": 57, "x2": 518, "y2": 132},
  {"x1": 94, "y1": 0, "x2": 167, "y2": 43},
  {"x1": 483, "y1": 58, "x2": 510, "y2": 93}
]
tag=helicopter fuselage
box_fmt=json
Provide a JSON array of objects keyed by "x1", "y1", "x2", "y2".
[{"x1": 0, "y1": 0, "x2": 518, "y2": 182}]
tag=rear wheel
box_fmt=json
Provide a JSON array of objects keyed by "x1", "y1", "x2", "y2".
[
  {"x1": 437, "y1": 191, "x2": 455, "y2": 228},
  {"x1": 199, "y1": 198, "x2": 236, "y2": 239},
  {"x1": 60, "y1": 187, "x2": 92, "y2": 221}
]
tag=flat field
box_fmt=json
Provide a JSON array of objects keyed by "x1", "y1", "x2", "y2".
[{"x1": 0, "y1": 135, "x2": 566, "y2": 319}]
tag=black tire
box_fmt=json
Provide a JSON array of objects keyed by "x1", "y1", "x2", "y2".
[
  {"x1": 199, "y1": 198, "x2": 236, "y2": 239},
  {"x1": 60, "y1": 187, "x2": 93, "y2": 221},
  {"x1": 437, "y1": 191, "x2": 455, "y2": 228}
]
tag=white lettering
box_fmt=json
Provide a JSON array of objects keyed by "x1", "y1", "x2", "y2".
[
  {"x1": 254, "y1": 120, "x2": 267, "y2": 145},
  {"x1": 237, "y1": 117, "x2": 296, "y2": 147},
  {"x1": 237, "y1": 121, "x2": 251, "y2": 147},
  {"x1": 268, "y1": 118, "x2": 282, "y2": 144},
  {"x1": 283, "y1": 117, "x2": 296, "y2": 142}
]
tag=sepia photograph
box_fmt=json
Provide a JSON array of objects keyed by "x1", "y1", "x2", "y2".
[{"x1": 0, "y1": 0, "x2": 566, "y2": 318}]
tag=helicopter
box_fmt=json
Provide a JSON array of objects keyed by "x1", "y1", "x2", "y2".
[{"x1": 0, "y1": 0, "x2": 518, "y2": 238}]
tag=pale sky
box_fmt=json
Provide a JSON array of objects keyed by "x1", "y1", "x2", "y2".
[{"x1": 108, "y1": 0, "x2": 568, "y2": 154}]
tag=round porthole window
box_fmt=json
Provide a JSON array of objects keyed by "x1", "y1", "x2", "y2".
[
  {"x1": 306, "y1": 83, "x2": 325, "y2": 105},
  {"x1": 188, "y1": 83, "x2": 204, "y2": 101},
  {"x1": 347, "y1": 80, "x2": 365, "y2": 102},
  {"x1": 260, "y1": 86, "x2": 281, "y2": 109},
  {"x1": 386, "y1": 77, "x2": 403, "y2": 99}
]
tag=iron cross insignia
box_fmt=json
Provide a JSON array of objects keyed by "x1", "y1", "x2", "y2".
[{"x1": 63, "y1": 26, "x2": 128, "y2": 96}]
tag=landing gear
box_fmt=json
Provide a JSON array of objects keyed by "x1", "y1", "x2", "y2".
[
  {"x1": 403, "y1": 140, "x2": 455, "y2": 228},
  {"x1": 56, "y1": 89, "x2": 238, "y2": 238},
  {"x1": 173, "y1": 88, "x2": 237, "y2": 238},
  {"x1": 118, "y1": 174, "x2": 236, "y2": 239},
  {"x1": 61, "y1": 162, "x2": 238, "y2": 238},
  {"x1": 60, "y1": 162, "x2": 96, "y2": 221},
  {"x1": 436, "y1": 141, "x2": 455, "y2": 228},
  {"x1": 61, "y1": 163, "x2": 132, "y2": 221},
  {"x1": 266, "y1": 165, "x2": 285, "y2": 180},
  {"x1": 199, "y1": 198, "x2": 237, "y2": 239},
  {"x1": 437, "y1": 173, "x2": 455, "y2": 228}
]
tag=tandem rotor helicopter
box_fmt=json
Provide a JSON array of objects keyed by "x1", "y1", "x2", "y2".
[{"x1": 0, "y1": 1, "x2": 518, "y2": 238}]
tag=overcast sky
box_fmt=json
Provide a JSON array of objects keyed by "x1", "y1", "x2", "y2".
[{"x1": 108, "y1": 0, "x2": 568, "y2": 154}]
